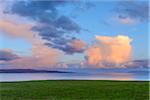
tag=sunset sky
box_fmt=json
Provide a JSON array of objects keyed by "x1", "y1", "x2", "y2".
[{"x1": 0, "y1": 0, "x2": 149, "y2": 69}]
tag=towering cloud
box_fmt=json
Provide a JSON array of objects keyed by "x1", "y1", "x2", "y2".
[
  {"x1": 86, "y1": 35, "x2": 132, "y2": 67},
  {"x1": 86, "y1": 46, "x2": 102, "y2": 66}
]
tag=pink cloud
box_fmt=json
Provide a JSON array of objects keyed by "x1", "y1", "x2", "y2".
[
  {"x1": 86, "y1": 46, "x2": 102, "y2": 65},
  {"x1": 0, "y1": 19, "x2": 63, "y2": 68},
  {"x1": 86, "y1": 35, "x2": 132, "y2": 68},
  {"x1": 70, "y1": 39, "x2": 86, "y2": 52},
  {"x1": 0, "y1": 41, "x2": 63, "y2": 68},
  {"x1": 0, "y1": 19, "x2": 34, "y2": 39}
]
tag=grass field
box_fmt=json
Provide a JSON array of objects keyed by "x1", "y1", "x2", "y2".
[{"x1": 0, "y1": 80, "x2": 149, "y2": 100}]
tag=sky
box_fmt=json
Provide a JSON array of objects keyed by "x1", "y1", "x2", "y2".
[{"x1": 0, "y1": 0, "x2": 149, "y2": 70}]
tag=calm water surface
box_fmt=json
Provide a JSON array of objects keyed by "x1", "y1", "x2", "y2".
[{"x1": 0, "y1": 71, "x2": 149, "y2": 82}]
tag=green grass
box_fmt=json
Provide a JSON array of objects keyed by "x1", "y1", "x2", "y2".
[{"x1": 0, "y1": 80, "x2": 149, "y2": 100}]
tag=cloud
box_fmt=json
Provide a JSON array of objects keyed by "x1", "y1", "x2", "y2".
[
  {"x1": 0, "y1": 18, "x2": 63, "y2": 68},
  {"x1": 121, "y1": 59, "x2": 149, "y2": 68},
  {"x1": 30, "y1": 36, "x2": 63, "y2": 67},
  {"x1": 8, "y1": 1, "x2": 66, "y2": 23},
  {"x1": 59, "y1": 38, "x2": 86, "y2": 54},
  {"x1": 55, "y1": 16, "x2": 81, "y2": 33},
  {"x1": 117, "y1": 16, "x2": 136, "y2": 25},
  {"x1": 44, "y1": 37, "x2": 86, "y2": 54},
  {"x1": 5, "y1": 48, "x2": 62, "y2": 68},
  {"x1": 4, "y1": 1, "x2": 84, "y2": 54},
  {"x1": 115, "y1": 1, "x2": 149, "y2": 22},
  {"x1": 0, "y1": 7, "x2": 85, "y2": 68},
  {"x1": 86, "y1": 46, "x2": 102, "y2": 66},
  {"x1": 0, "y1": 43, "x2": 63, "y2": 68},
  {"x1": 70, "y1": 39, "x2": 86, "y2": 52},
  {"x1": 85, "y1": 35, "x2": 132, "y2": 68},
  {"x1": 0, "y1": 37, "x2": 63, "y2": 68},
  {"x1": 0, "y1": 49, "x2": 19, "y2": 61},
  {"x1": 0, "y1": 19, "x2": 34, "y2": 39}
]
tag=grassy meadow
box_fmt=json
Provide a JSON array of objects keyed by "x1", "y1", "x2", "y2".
[{"x1": 0, "y1": 80, "x2": 149, "y2": 100}]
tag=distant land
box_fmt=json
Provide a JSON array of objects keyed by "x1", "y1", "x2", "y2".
[{"x1": 0, "y1": 69, "x2": 73, "y2": 73}]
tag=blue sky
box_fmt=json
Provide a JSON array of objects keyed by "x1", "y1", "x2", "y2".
[{"x1": 0, "y1": 0, "x2": 149, "y2": 69}]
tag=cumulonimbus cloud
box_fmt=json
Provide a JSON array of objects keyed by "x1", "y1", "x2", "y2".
[{"x1": 86, "y1": 35, "x2": 132, "y2": 68}]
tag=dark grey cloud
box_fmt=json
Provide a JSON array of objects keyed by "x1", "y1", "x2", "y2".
[
  {"x1": 55, "y1": 16, "x2": 80, "y2": 33},
  {"x1": 32, "y1": 24, "x2": 82, "y2": 54},
  {"x1": 45, "y1": 37, "x2": 85, "y2": 54},
  {"x1": 6, "y1": 1, "x2": 84, "y2": 54},
  {"x1": 9, "y1": 1, "x2": 62, "y2": 23},
  {"x1": 0, "y1": 50, "x2": 19, "y2": 61},
  {"x1": 115, "y1": 1, "x2": 149, "y2": 22}
]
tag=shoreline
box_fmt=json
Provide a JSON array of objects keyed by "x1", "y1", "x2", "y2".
[{"x1": 0, "y1": 80, "x2": 149, "y2": 83}]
